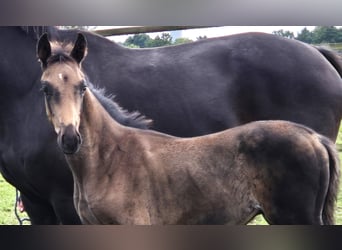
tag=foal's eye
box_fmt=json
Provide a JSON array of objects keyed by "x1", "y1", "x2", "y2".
[{"x1": 80, "y1": 84, "x2": 87, "y2": 94}]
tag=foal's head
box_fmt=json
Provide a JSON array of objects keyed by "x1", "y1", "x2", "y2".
[{"x1": 37, "y1": 33, "x2": 87, "y2": 154}]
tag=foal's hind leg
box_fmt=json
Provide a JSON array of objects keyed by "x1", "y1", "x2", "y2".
[
  {"x1": 261, "y1": 184, "x2": 325, "y2": 225},
  {"x1": 264, "y1": 208, "x2": 323, "y2": 225}
]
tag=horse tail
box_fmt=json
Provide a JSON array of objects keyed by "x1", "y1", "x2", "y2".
[
  {"x1": 315, "y1": 46, "x2": 342, "y2": 78},
  {"x1": 319, "y1": 135, "x2": 340, "y2": 224}
]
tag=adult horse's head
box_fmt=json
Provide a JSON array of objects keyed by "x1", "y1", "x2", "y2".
[{"x1": 37, "y1": 33, "x2": 88, "y2": 154}]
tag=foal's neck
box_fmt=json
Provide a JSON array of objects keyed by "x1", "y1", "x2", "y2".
[
  {"x1": 80, "y1": 90, "x2": 127, "y2": 146},
  {"x1": 67, "y1": 89, "x2": 129, "y2": 181}
]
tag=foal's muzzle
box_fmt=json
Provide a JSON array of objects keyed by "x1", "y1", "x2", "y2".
[{"x1": 57, "y1": 125, "x2": 82, "y2": 154}]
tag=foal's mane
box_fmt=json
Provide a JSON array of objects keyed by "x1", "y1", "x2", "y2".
[
  {"x1": 44, "y1": 52, "x2": 152, "y2": 130},
  {"x1": 45, "y1": 51, "x2": 76, "y2": 66},
  {"x1": 87, "y1": 81, "x2": 152, "y2": 129}
]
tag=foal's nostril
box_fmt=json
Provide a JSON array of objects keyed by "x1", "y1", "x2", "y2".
[
  {"x1": 63, "y1": 134, "x2": 78, "y2": 147},
  {"x1": 58, "y1": 125, "x2": 82, "y2": 154}
]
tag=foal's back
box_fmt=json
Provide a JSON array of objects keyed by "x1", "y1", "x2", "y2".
[{"x1": 126, "y1": 120, "x2": 339, "y2": 224}]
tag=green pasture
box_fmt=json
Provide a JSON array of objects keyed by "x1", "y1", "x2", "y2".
[
  {"x1": 327, "y1": 43, "x2": 342, "y2": 52},
  {"x1": 0, "y1": 175, "x2": 30, "y2": 225},
  {"x1": 2, "y1": 127, "x2": 342, "y2": 225}
]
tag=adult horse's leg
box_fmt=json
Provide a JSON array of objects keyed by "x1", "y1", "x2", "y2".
[
  {"x1": 21, "y1": 192, "x2": 81, "y2": 224},
  {"x1": 20, "y1": 193, "x2": 59, "y2": 225},
  {"x1": 51, "y1": 193, "x2": 82, "y2": 225}
]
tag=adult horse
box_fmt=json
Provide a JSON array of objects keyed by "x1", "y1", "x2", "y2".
[
  {"x1": 0, "y1": 26, "x2": 341, "y2": 224},
  {"x1": 37, "y1": 33, "x2": 340, "y2": 224}
]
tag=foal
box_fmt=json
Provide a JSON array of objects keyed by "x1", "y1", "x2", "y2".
[{"x1": 37, "y1": 33, "x2": 340, "y2": 225}]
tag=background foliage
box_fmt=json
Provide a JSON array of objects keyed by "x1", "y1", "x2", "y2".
[{"x1": 272, "y1": 26, "x2": 342, "y2": 53}]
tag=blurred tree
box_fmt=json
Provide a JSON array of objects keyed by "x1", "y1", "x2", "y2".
[
  {"x1": 123, "y1": 33, "x2": 152, "y2": 48},
  {"x1": 296, "y1": 26, "x2": 342, "y2": 44},
  {"x1": 173, "y1": 37, "x2": 193, "y2": 45},
  {"x1": 272, "y1": 29, "x2": 294, "y2": 39},
  {"x1": 312, "y1": 26, "x2": 342, "y2": 43},
  {"x1": 59, "y1": 26, "x2": 95, "y2": 30},
  {"x1": 123, "y1": 33, "x2": 173, "y2": 48},
  {"x1": 146, "y1": 33, "x2": 173, "y2": 47},
  {"x1": 296, "y1": 27, "x2": 314, "y2": 43}
]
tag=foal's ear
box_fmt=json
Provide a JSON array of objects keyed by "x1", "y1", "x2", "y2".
[
  {"x1": 37, "y1": 33, "x2": 51, "y2": 69},
  {"x1": 70, "y1": 33, "x2": 87, "y2": 65}
]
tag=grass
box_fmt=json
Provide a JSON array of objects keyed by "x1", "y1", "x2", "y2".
[
  {"x1": 0, "y1": 175, "x2": 30, "y2": 225},
  {"x1": 0, "y1": 175, "x2": 16, "y2": 225},
  {"x1": 1, "y1": 129, "x2": 342, "y2": 225},
  {"x1": 327, "y1": 43, "x2": 342, "y2": 52}
]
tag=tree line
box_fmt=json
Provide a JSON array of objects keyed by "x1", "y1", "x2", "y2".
[
  {"x1": 123, "y1": 26, "x2": 342, "y2": 48},
  {"x1": 60, "y1": 26, "x2": 342, "y2": 48},
  {"x1": 122, "y1": 33, "x2": 206, "y2": 48},
  {"x1": 272, "y1": 26, "x2": 342, "y2": 44}
]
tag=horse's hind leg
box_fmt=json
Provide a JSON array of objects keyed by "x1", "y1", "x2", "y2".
[
  {"x1": 261, "y1": 184, "x2": 325, "y2": 225},
  {"x1": 264, "y1": 208, "x2": 323, "y2": 225}
]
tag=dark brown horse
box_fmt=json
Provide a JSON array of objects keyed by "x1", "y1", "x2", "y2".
[{"x1": 37, "y1": 33, "x2": 340, "y2": 225}]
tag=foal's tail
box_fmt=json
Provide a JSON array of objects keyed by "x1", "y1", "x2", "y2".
[{"x1": 320, "y1": 136, "x2": 341, "y2": 225}]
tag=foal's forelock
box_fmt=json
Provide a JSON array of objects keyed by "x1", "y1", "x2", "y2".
[
  {"x1": 50, "y1": 41, "x2": 75, "y2": 56},
  {"x1": 48, "y1": 41, "x2": 88, "y2": 64}
]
